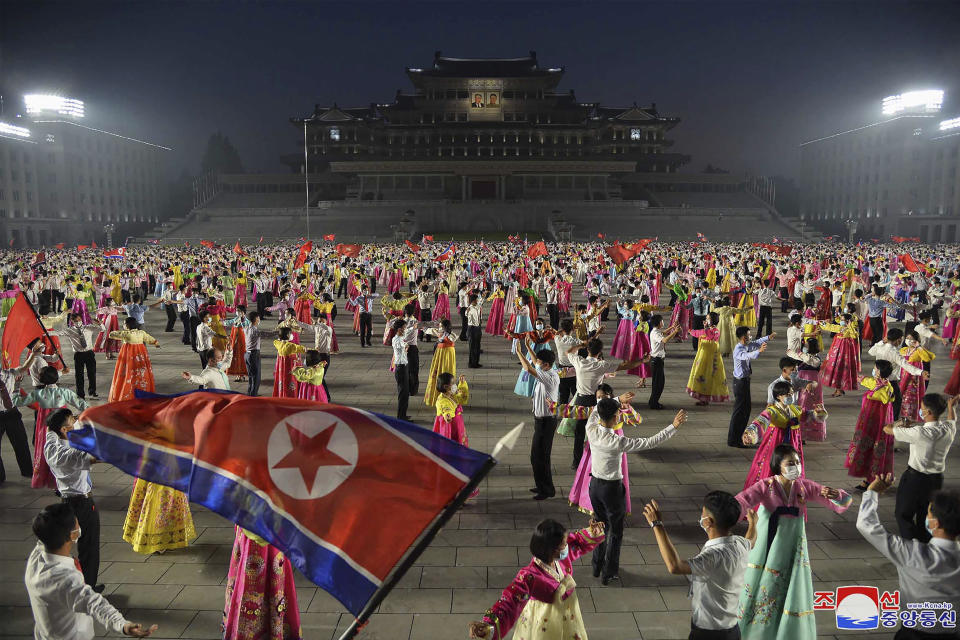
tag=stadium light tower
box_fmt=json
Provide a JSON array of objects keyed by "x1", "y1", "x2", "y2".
[{"x1": 303, "y1": 120, "x2": 310, "y2": 241}]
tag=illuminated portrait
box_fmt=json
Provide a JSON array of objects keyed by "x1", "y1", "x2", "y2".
[{"x1": 471, "y1": 93, "x2": 484, "y2": 108}]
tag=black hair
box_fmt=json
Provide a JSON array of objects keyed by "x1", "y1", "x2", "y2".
[
  {"x1": 559, "y1": 318, "x2": 574, "y2": 333},
  {"x1": 650, "y1": 314, "x2": 663, "y2": 328},
  {"x1": 789, "y1": 314, "x2": 802, "y2": 326},
  {"x1": 529, "y1": 518, "x2": 566, "y2": 563},
  {"x1": 772, "y1": 380, "x2": 793, "y2": 400},
  {"x1": 46, "y1": 408, "x2": 73, "y2": 434},
  {"x1": 886, "y1": 328, "x2": 903, "y2": 342},
  {"x1": 198, "y1": 310, "x2": 209, "y2": 321},
  {"x1": 778, "y1": 356, "x2": 798, "y2": 371},
  {"x1": 596, "y1": 397, "x2": 620, "y2": 422},
  {"x1": 304, "y1": 349, "x2": 322, "y2": 367},
  {"x1": 805, "y1": 337, "x2": 819, "y2": 353},
  {"x1": 248, "y1": 311, "x2": 260, "y2": 323},
  {"x1": 875, "y1": 359, "x2": 893, "y2": 380},
  {"x1": 436, "y1": 372, "x2": 455, "y2": 394},
  {"x1": 278, "y1": 327, "x2": 292, "y2": 341},
  {"x1": 440, "y1": 319, "x2": 452, "y2": 333},
  {"x1": 770, "y1": 443, "x2": 800, "y2": 475},
  {"x1": 37, "y1": 366, "x2": 59, "y2": 387},
  {"x1": 537, "y1": 349, "x2": 556, "y2": 367},
  {"x1": 32, "y1": 503, "x2": 76, "y2": 552},
  {"x1": 202, "y1": 347, "x2": 218, "y2": 364},
  {"x1": 703, "y1": 490, "x2": 741, "y2": 531},
  {"x1": 586, "y1": 338, "x2": 603, "y2": 356},
  {"x1": 735, "y1": 326, "x2": 751, "y2": 340},
  {"x1": 392, "y1": 318, "x2": 406, "y2": 331},
  {"x1": 922, "y1": 392, "x2": 948, "y2": 419},
  {"x1": 596, "y1": 382, "x2": 614, "y2": 397},
  {"x1": 124, "y1": 316, "x2": 138, "y2": 330},
  {"x1": 931, "y1": 490, "x2": 960, "y2": 537}
]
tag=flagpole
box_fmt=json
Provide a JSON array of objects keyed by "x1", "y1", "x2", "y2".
[
  {"x1": 21, "y1": 291, "x2": 67, "y2": 368},
  {"x1": 336, "y1": 456, "x2": 497, "y2": 640},
  {"x1": 303, "y1": 119, "x2": 310, "y2": 242}
]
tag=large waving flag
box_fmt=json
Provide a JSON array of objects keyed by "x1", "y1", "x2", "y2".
[
  {"x1": 434, "y1": 242, "x2": 456, "y2": 262},
  {"x1": 2, "y1": 292, "x2": 48, "y2": 367},
  {"x1": 335, "y1": 243, "x2": 361, "y2": 258},
  {"x1": 526, "y1": 240, "x2": 548, "y2": 259},
  {"x1": 104, "y1": 247, "x2": 127, "y2": 259},
  {"x1": 69, "y1": 391, "x2": 493, "y2": 617},
  {"x1": 293, "y1": 241, "x2": 313, "y2": 270}
]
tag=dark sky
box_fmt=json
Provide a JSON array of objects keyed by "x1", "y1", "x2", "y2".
[{"x1": 2, "y1": 1, "x2": 959, "y2": 183}]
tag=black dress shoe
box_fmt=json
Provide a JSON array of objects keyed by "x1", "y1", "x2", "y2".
[
  {"x1": 601, "y1": 574, "x2": 620, "y2": 586},
  {"x1": 592, "y1": 565, "x2": 602, "y2": 578},
  {"x1": 529, "y1": 488, "x2": 541, "y2": 493},
  {"x1": 532, "y1": 493, "x2": 549, "y2": 501},
  {"x1": 648, "y1": 403, "x2": 665, "y2": 410},
  {"x1": 92, "y1": 584, "x2": 106, "y2": 593}
]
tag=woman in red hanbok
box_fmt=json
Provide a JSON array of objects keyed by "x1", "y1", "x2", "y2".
[
  {"x1": 845, "y1": 360, "x2": 896, "y2": 490},
  {"x1": 272, "y1": 327, "x2": 305, "y2": 398}
]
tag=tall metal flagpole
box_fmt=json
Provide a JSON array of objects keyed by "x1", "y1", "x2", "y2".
[{"x1": 303, "y1": 119, "x2": 310, "y2": 241}]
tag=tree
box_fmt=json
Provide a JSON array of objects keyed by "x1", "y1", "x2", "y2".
[{"x1": 200, "y1": 132, "x2": 244, "y2": 175}]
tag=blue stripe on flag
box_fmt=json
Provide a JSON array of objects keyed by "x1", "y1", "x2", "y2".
[
  {"x1": 69, "y1": 424, "x2": 193, "y2": 492},
  {"x1": 367, "y1": 411, "x2": 491, "y2": 479}
]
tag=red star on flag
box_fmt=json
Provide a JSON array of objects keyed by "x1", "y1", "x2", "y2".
[{"x1": 272, "y1": 422, "x2": 350, "y2": 492}]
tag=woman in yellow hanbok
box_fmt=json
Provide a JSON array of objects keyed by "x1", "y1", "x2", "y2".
[
  {"x1": 686, "y1": 312, "x2": 729, "y2": 405},
  {"x1": 109, "y1": 272, "x2": 123, "y2": 304},
  {"x1": 123, "y1": 478, "x2": 197, "y2": 554},
  {"x1": 735, "y1": 282, "x2": 757, "y2": 327},
  {"x1": 424, "y1": 320, "x2": 458, "y2": 407},
  {"x1": 716, "y1": 298, "x2": 749, "y2": 356}
]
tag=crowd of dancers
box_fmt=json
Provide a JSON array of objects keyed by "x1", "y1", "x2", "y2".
[{"x1": 5, "y1": 237, "x2": 960, "y2": 640}]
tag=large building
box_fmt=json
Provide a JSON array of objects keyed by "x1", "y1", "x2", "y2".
[
  {"x1": 799, "y1": 89, "x2": 960, "y2": 243},
  {"x1": 176, "y1": 52, "x2": 799, "y2": 243},
  {"x1": 0, "y1": 95, "x2": 169, "y2": 247}
]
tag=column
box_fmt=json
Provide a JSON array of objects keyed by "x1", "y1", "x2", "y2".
[{"x1": 461, "y1": 175, "x2": 467, "y2": 201}]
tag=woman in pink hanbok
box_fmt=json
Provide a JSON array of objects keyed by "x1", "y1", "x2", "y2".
[
  {"x1": 469, "y1": 519, "x2": 604, "y2": 640},
  {"x1": 292, "y1": 350, "x2": 328, "y2": 403},
  {"x1": 796, "y1": 338, "x2": 827, "y2": 442},
  {"x1": 94, "y1": 300, "x2": 121, "y2": 359}
]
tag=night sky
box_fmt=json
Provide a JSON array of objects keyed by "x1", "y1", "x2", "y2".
[{"x1": 2, "y1": 1, "x2": 958, "y2": 182}]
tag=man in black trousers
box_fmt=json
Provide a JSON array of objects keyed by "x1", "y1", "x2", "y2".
[
  {"x1": 0, "y1": 344, "x2": 43, "y2": 484},
  {"x1": 647, "y1": 315, "x2": 681, "y2": 410},
  {"x1": 727, "y1": 326, "x2": 773, "y2": 447},
  {"x1": 44, "y1": 409, "x2": 103, "y2": 590},
  {"x1": 391, "y1": 319, "x2": 411, "y2": 420},
  {"x1": 467, "y1": 293, "x2": 483, "y2": 368},
  {"x1": 517, "y1": 343, "x2": 559, "y2": 500},
  {"x1": 350, "y1": 285, "x2": 378, "y2": 347}
]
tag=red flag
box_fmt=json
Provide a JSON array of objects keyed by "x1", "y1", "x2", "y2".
[
  {"x1": 323, "y1": 234, "x2": 336, "y2": 241},
  {"x1": 527, "y1": 241, "x2": 548, "y2": 259},
  {"x1": 68, "y1": 392, "x2": 492, "y2": 616},
  {"x1": 54, "y1": 243, "x2": 64, "y2": 250},
  {"x1": 77, "y1": 244, "x2": 89, "y2": 251},
  {"x1": 899, "y1": 253, "x2": 920, "y2": 272},
  {"x1": 597, "y1": 233, "x2": 605, "y2": 240},
  {"x1": 2, "y1": 293, "x2": 47, "y2": 367},
  {"x1": 233, "y1": 241, "x2": 245, "y2": 256},
  {"x1": 259, "y1": 236, "x2": 264, "y2": 244},
  {"x1": 200, "y1": 240, "x2": 215, "y2": 249},
  {"x1": 335, "y1": 243, "x2": 361, "y2": 258},
  {"x1": 422, "y1": 235, "x2": 434, "y2": 242},
  {"x1": 294, "y1": 241, "x2": 313, "y2": 270},
  {"x1": 405, "y1": 240, "x2": 420, "y2": 253},
  {"x1": 7, "y1": 238, "x2": 13, "y2": 247},
  {"x1": 604, "y1": 245, "x2": 633, "y2": 266},
  {"x1": 184, "y1": 241, "x2": 190, "y2": 247}
]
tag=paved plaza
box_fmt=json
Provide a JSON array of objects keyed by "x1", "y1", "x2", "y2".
[{"x1": 0, "y1": 299, "x2": 954, "y2": 640}]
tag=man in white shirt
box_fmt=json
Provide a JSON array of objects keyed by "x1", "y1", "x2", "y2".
[
  {"x1": 26, "y1": 502, "x2": 157, "y2": 640},
  {"x1": 466, "y1": 293, "x2": 484, "y2": 368},
  {"x1": 567, "y1": 338, "x2": 641, "y2": 470},
  {"x1": 553, "y1": 318, "x2": 580, "y2": 405},
  {"x1": 516, "y1": 342, "x2": 559, "y2": 500},
  {"x1": 195, "y1": 311, "x2": 226, "y2": 370},
  {"x1": 644, "y1": 491, "x2": 756, "y2": 639},
  {"x1": 401, "y1": 307, "x2": 420, "y2": 396},
  {"x1": 181, "y1": 348, "x2": 232, "y2": 390},
  {"x1": 587, "y1": 398, "x2": 686, "y2": 584},
  {"x1": 647, "y1": 314, "x2": 681, "y2": 410},
  {"x1": 869, "y1": 328, "x2": 925, "y2": 420},
  {"x1": 391, "y1": 319, "x2": 411, "y2": 420},
  {"x1": 857, "y1": 473, "x2": 960, "y2": 637},
  {"x1": 885, "y1": 394, "x2": 957, "y2": 542}
]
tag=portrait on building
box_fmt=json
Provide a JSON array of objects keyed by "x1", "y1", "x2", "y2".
[
  {"x1": 486, "y1": 92, "x2": 499, "y2": 108},
  {"x1": 471, "y1": 93, "x2": 484, "y2": 108}
]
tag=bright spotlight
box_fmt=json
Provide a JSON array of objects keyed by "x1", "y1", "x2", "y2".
[
  {"x1": 881, "y1": 90, "x2": 944, "y2": 116},
  {"x1": 0, "y1": 122, "x2": 31, "y2": 138},
  {"x1": 24, "y1": 94, "x2": 85, "y2": 118},
  {"x1": 940, "y1": 117, "x2": 960, "y2": 132}
]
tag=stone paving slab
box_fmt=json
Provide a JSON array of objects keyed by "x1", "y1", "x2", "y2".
[{"x1": 0, "y1": 293, "x2": 957, "y2": 639}]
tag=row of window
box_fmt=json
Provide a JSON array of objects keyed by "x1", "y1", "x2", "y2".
[
  {"x1": 309, "y1": 146, "x2": 663, "y2": 158},
  {"x1": 0, "y1": 189, "x2": 33, "y2": 202},
  {"x1": 422, "y1": 90, "x2": 544, "y2": 101}
]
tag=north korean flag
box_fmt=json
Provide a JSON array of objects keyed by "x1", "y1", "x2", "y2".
[{"x1": 69, "y1": 391, "x2": 492, "y2": 616}]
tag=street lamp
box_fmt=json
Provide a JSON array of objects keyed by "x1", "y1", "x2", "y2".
[
  {"x1": 303, "y1": 119, "x2": 310, "y2": 241},
  {"x1": 845, "y1": 218, "x2": 858, "y2": 244},
  {"x1": 103, "y1": 223, "x2": 115, "y2": 248}
]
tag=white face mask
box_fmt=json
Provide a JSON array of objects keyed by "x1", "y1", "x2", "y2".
[
  {"x1": 872, "y1": 368, "x2": 879, "y2": 378},
  {"x1": 698, "y1": 516, "x2": 711, "y2": 533},
  {"x1": 906, "y1": 338, "x2": 918, "y2": 347},
  {"x1": 782, "y1": 464, "x2": 802, "y2": 481}
]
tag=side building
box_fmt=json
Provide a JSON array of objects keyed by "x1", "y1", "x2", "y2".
[
  {"x1": 800, "y1": 90, "x2": 960, "y2": 243},
  {"x1": 0, "y1": 95, "x2": 169, "y2": 247}
]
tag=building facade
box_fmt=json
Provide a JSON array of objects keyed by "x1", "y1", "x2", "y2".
[
  {"x1": 0, "y1": 96, "x2": 169, "y2": 248},
  {"x1": 800, "y1": 90, "x2": 960, "y2": 243},
  {"x1": 284, "y1": 52, "x2": 689, "y2": 202}
]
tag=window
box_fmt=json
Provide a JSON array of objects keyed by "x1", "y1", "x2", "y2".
[
  {"x1": 457, "y1": 91, "x2": 468, "y2": 99},
  {"x1": 630, "y1": 128, "x2": 641, "y2": 141},
  {"x1": 457, "y1": 113, "x2": 467, "y2": 122},
  {"x1": 329, "y1": 128, "x2": 340, "y2": 141}
]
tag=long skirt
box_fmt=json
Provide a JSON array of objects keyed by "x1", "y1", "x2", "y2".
[
  {"x1": 31, "y1": 406, "x2": 56, "y2": 489},
  {"x1": 433, "y1": 408, "x2": 478, "y2": 498},
  {"x1": 900, "y1": 371, "x2": 926, "y2": 421},
  {"x1": 739, "y1": 507, "x2": 815, "y2": 640},
  {"x1": 227, "y1": 327, "x2": 248, "y2": 375},
  {"x1": 326, "y1": 318, "x2": 339, "y2": 354},
  {"x1": 891, "y1": 288, "x2": 909, "y2": 321},
  {"x1": 626, "y1": 329, "x2": 651, "y2": 378},
  {"x1": 434, "y1": 293, "x2": 451, "y2": 321},
  {"x1": 946, "y1": 358, "x2": 960, "y2": 396},
  {"x1": 293, "y1": 298, "x2": 312, "y2": 324},
  {"x1": 235, "y1": 283, "x2": 248, "y2": 308},
  {"x1": 686, "y1": 339, "x2": 729, "y2": 402},
  {"x1": 122, "y1": 478, "x2": 196, "y2": 554},
  {"x1": 424, "y1": 344, "x2": 456, "y2": 407},
  {"x1": 296, "y1": 381, "x2": 329, "y2": 403},
  {"x1": 861, "y1": 311, "x2": 886, "y2": 343},
  {"x1": 210, "y1": 315, "x2": 228, "y2": 352},
  {"x1": 71, "y1": 299, "x2": 91, "y2": 324},
  {"x1": 94, "y1": 313, "x2": 120, "y2": 355},
  {"x1": 845, "y1": 396, "x2": 894, "y2": 481},
  {"x1": 273, "y1": 354, "x2": 299, "y2": 399},
  {"x1": 669, "y1": 303, "x2": 691, "y2": 342},
  {"x1": 743, "y1": 427, "x2": 804, "y2": 491},
  {"x1": 609, "y1": 319, "x2": 635, "y2": 359},
  {"x1": 797, "y1": 369, "x2": 826, "y2": 442},
  {"x1": 514, "y1": 345, "x2": 550, "y2": 398},
  {"x1": 484, "y1": 298, "x2": 505, "y2": 336},
  {"x1": 109, "y1": 343, "x2": 155, "y2": 402},
  {"x1": 512, "y1": 588, "x2": 588, "y2": 640},
  {"x1": 222, "y1": 528, "x2": 302, "y2": 640},
  {"x1": 568, "y1": 437, "x2": 631, "y2": 516},
  {"x1": 819, "y1": 336, "x2": 860, "y2": 391},
  {"x1": 943, "y1": 308, "x2": 960, "y2": 340},
  {"x1": 510, "y1": 313, "x2": 533, "y2": 355}
]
